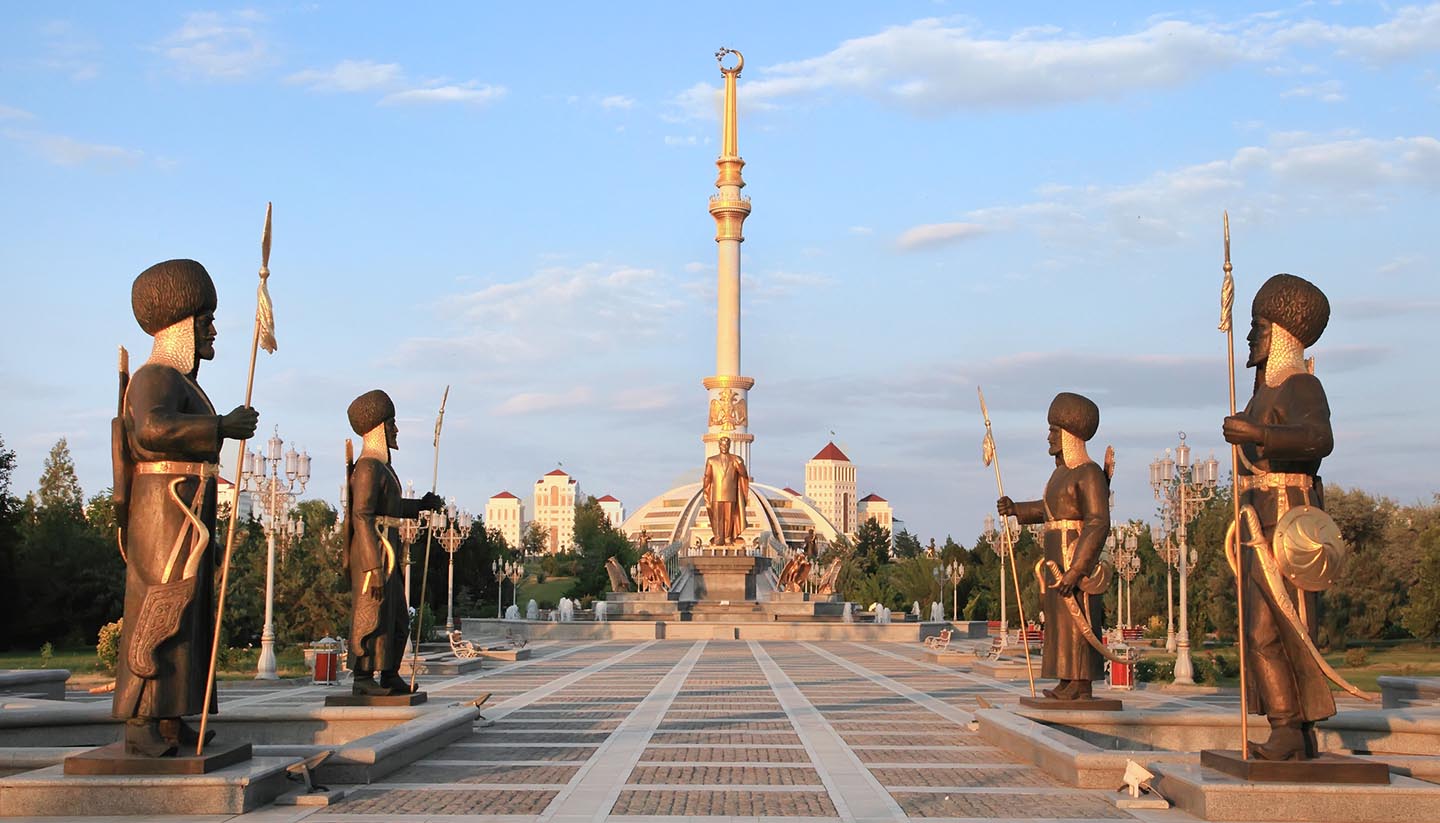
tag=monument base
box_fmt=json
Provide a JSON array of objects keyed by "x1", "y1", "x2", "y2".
[
  {"x1": 1200, "y1": 749, "x2": 1390, "y2": 784},
  {"x1": 683, "y1": 555, "x2": 765, "y2": 601},
  {"x1": 3, "y1": 755, "x2": 295, "y2": 816},
  {"x1": 64, "y1": 742, "x2": 252, "y2": 776},
  {"x1": 1019, "y1": 696, "x2": 1123, "y2": 712},
  {"x1": 324, "y1": 692, "x2": 428, "y2": 708},
  {"x1": 1154, "y1": 762, "x2": 1440, "y2": 823}
]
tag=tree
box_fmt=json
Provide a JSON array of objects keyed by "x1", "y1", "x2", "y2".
[
  {"x1": 852, "y1": 519, "x2": 891, "y2": 576},
  {"x1": 1403, "y1": 526, "x2": 1440, "y2": 641},
  {"x1": 893, "y1": 528, "x2": 923, "y2": 559},
  {"x1": 520, "y1": 521, "x2": 547, "y2": 557},
  {"x1": 564, "y1": 496, "x2": 636, "y2": 603},
  {"x1": 0, "y1": 436, "x2": 23, "y2": 646},
  {"x1": 35, "y1": 439, "x2": 84, "y2": 515}
]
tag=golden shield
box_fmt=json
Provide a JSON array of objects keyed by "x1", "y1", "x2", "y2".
[{"x1": 1273, "y1": 505, "x2": 1347, "y2": 591}]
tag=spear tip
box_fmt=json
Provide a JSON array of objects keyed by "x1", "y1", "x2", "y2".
[{"x1": 261, "y1": 202, "x2": 273, "y2": 270}]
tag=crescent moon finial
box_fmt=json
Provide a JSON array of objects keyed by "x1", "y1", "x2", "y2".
[{"x1": 716, "y1": 47, "x2": 744, "y2": 76}]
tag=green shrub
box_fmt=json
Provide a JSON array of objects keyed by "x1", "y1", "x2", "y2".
[
  {"x1": 39, "y1": 642, "x2": 53, "y2": 668},
  {"x1": 96, "y1": 619, "x2": 124, "y2": 673},
  {"x1": 1343, "y1": 647, "x2": 1369, "y2": 667},
  {"x1": 1135, "y1": 658, "x2": 1176, "y2": 683}
]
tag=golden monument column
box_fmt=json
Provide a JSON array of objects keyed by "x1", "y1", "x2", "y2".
[{"x1": 704, "y1": 47, "x2": 755, "y2": 468}]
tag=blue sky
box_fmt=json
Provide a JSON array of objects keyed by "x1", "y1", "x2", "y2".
[{"x1": 2, "y1": 2, "x2": 1438, "y2": 545}]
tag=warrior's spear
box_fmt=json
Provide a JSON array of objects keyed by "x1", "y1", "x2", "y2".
[
  {"x1": 408, "y1": 385, "x2": 449, "y2": 693},
  {"x1": 978, "y1": 387, "x2": 1037, "y2": 698},
  {"x1": 1219, "y1": 211, "x2": 1251, "y2": 758},
  {"x1": 198, "y1": 203, "x2": 278, "y2": 754}
]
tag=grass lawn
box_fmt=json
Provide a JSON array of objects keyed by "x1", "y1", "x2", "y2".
[
  {"x1": 2, "y1": 646, "x2": 313, "y2": 688},
  {"x1": 515, "y1": 575, "x2": 575, "y2": 607},
  {"x1": 1135, "y1": 641, "x2": 1439, "y2": 692}
]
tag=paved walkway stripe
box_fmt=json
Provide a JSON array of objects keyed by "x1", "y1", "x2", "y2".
[
  {"x1": 481, "y1": 641, "x2": 660, "y2": 722},
  {"x1": 749, "y1": 640, "x2": 907, "y2": 823},
  {"x1": 539, "y1": 640, "x2": 707, "y2": 823}
]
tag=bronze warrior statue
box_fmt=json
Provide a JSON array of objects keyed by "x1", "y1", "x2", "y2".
[
  {"x1": 345, "y1": 390, "x2": 443, "y2": 697},
  {"x1": 1223, "y1": 273, "x2": 1338, "y2": 761},
  {"x1": 701, "y1": 436, "x2": 749, "y2": 545},
  {"x1": 112, "y1": 259, "x2": 260, "y2": 756},
  {"x1": 997, "y1": 392, "x2": 1111, "y2": 701}
]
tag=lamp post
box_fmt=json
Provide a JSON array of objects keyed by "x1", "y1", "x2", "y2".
[
  {"x1": 1150, "y1": 432, "x2": 1219, "y2": 686},
  {"x1": 434, "y1": 500, "x2": 473, "y2": 632},
  {"x1": 240, "y1": 427, "x2": 310, "y2": 680},
  {"x1": 1105, "y1": 526, "x2": 1141, "y2": 628},
  {"x1": 507, "y1": 559, "x2": 525, "y2": 609},
  {"x1": 945, "y1": 560, "x2": 966, "y2": 621},
  {"x1": 983, "y1": 514, "x2": 1018, "y2": 634}
]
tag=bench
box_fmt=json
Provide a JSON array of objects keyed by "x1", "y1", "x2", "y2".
[
  {"x1": 448, "y1": 631, "x2": 481, "y2": 659},
  {"x1": 923, "y1": 629, "x2": 953, "y2": 651}
]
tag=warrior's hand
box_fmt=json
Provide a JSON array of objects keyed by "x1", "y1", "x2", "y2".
[
  {"x1": 996, "y1": 496, "x2": 1016, "y2": 517},
  {"x1": 1223, "y1": 414, "x2": 1263, "y2": 446},
  {"x1": 366, "y1": 579, "x2": 385, "y2": 601},
  {"x1": 1055, "y1": 570, "x2": 1081, "y2": 595},
  {"x1": 420, "y1": 492, "x2": 444, "y2": 511},
  {"x1": 220, "y1": 405, "x2": 260, "y2": 439}
]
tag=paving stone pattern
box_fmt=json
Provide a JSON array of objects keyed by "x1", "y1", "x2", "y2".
[{"x1": 105, "y1": 637, "x2": 1166, "y2": 821}]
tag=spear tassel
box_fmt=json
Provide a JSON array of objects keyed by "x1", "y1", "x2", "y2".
[
  {"x1": 1219, "y1": 211, "x2": 1250, "y2": 759},
  {"x1": 979, "y1": 388, "x2": 1038, "y2": 698},
  {"x1": 198, "y1": 203, "x2": 277, "y2": 754}
]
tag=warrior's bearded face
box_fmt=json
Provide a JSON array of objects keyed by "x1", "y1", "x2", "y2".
[
  {"x1": 194, "y1": 311, "x2": 217, "y2": 362},
  {"x1": 1046, "y1": 424, "x2": 1063, "y2": 457},
  {"x1": 385, "y1": 418, "x2": 399, "y2": 451},
  {"x1": 1247, "y1": 316, "x2": 1272, "y2": 368}
]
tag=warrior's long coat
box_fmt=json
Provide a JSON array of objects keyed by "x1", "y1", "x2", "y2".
[
  {"x1": 1012, "y1": 461, "x2": 1109, "y2": 681},
  {"x1": 113, "y1": 363, "x2": 221, "y2": 720},
  {"x1": 1238, "y1": 371, "x2": 1335, "y2": 724},
  {"x1": 346, "y1": 456, "x2": 427, "y2": 672}
]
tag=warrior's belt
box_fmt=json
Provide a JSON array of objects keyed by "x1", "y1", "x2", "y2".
[
  {"x1": 134, "y1": 460, "x2": 219, "y2": 478},
  {"x1": 1046, "y1": 519, "x2": 1084, "y2": 570},
  {"x1": 1236, "y1": 472, "x2": 1313, "y2": 520}
]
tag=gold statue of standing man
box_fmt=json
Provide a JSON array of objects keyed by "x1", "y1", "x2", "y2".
[{"x1": 702, "y1": 436, "x2": 749, "y2": 545}]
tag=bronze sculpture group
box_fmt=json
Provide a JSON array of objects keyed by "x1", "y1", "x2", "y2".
[{"x1": 110, "y1": 235, "x2": 1351, "y2": 771}]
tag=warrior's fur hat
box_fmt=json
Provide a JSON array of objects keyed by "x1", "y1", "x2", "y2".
[
  {"x1": 1253, "y1": 273, "x2": 1329, "y2": 348},
  {"x1": 131, "y1": 259, "x2": 218, "y2": 335},
  {"x1": 1048, "y1": 392, "x2": 1100, "y2": 442},
  {"x1": 348, "y1": 389, "x2": 396, "y2": 436}
]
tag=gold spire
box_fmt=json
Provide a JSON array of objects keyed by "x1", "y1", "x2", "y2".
[{"x1": 710, "y1": 47, "x2": 751, "y2": 242}]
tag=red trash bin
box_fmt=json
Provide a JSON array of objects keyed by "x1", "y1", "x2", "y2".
[{"x1": 312, "y1": 637, "x2": 340, "y2": 685}]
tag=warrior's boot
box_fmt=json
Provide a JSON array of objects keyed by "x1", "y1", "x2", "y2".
[
  {"x1": 159, "y1": 717, "x2": 214, "y2": 748},
  {"x1": 124, "y1": 718, "x2": 178, "y2": 757},
  {"x1": 1043, "y1": 679, "x2": 1075, "y2": 700},
  {"x1": 1249, "y1": 721, "x2": 1307, "y2": 761},
  {"x1": 1301, "y1": 721, "x2": 1320, "y2": 758},
  {"x1": 352, "y1": 672, "x2": 390, "y2": 696},
  {"x1": 379, "y1": 670, "x2": 413, "y2": 695},
  {"x1": 1070, "y1": 679, "x2": 1094, "y2": 700}
]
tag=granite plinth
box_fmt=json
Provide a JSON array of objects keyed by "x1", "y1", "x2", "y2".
[
  {"x1": 400, "y1": 656, "x2": 483, "y2": 675},
  {"x1": 606, "y1": 591, "x2": 679, "y2": 602},
  {"x1": 972, "y1": 656, "x2": 1039, "y2": 680},
  {"x1": 1, "y1": 755, "x2": 296, "y2": 816},
  {"x1": 1020, "y1": 696, "x2": 1123, "y2": 712},
  {"x1": 0, "y1": 670, "x2": 69, "y2": 701},
  {"x1": 479, "y1": 646, "x2": 530, "y2": 661},
  {"x1": 1201, "y1": 749, "x2": 1390, "y2": 784},
  {"x1": 1379, "y1": 675, "x2": 1440, "y2": 709},
  {"x1": 1153, "y1": 761, "x2": 1440, "y2": 823},
  {"x1": 683, "y1": 555, "x2": 765, "y2": 601},
  {"x1": 64, "y1": 741, "x2": 251, "y2": 775},
  {"x1": 324, "y1": 691, "x2": 427, "y2": 707}
]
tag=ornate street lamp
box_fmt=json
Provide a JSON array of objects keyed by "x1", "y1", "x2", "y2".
[
  {"x1": 1150, "y1": 432, "x2": 1219, "y2": 686},
  {"x1": 434, "y1": 500, "x2": 474, "y2": 632},
  {"x1": 945, "y1": 560, "x2": 966, "y2": 621},
  {"x1": 240, "y1": 427, "x2": 309, "y2": 680},
  {"x1": 1105, "y1": 525, "x2": 1141, "y2": 628},
  {"x1": 982, "y1": 514, "x2": 1019, "y2": 635},
  {"x1": 506, "y1": 558, "x2": 525, "y2": 609}
]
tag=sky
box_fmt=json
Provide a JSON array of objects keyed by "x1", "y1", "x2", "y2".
[{"x1": 2, "y1": 2, "x2": 1438, "y2": 547}]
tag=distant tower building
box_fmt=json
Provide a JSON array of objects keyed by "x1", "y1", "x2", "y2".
[
  {"x1": 597, "y1": 495, "x2": 625, "y2": 530},
  {"x1": 533, "y1": 469, "x2": 580, "y2": 554},
  {"x1": 858, "y1": 493, "x2": 893, "y2": 532},
  {"x1": 806, "y1": 442, "x2": 856, "y2": 535},
  {"x1": 485, "y1": 491, "x2": 525, "y2": 551}
]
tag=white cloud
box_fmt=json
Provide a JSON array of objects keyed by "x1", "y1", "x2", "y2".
[
  {"x1": 287, "y1": 58, "x2": 505, "y2": 107},
  {"x1": 1282, "y1": 79, "x2": 1346, "y2": 103},
  {"x1": 159, "y1": 10, "x2": 270, "y2": 80},
  {"x1": 743, "y1": 18, "x2": 1249, "y2": 113},
  {"x1": 599, "y1": 95, "x2": 635, "y2": 110},
  {"x1": 36, "y1": 20, "x2": 101, "y2": 81},
  {"x1": 3, "y1": 129, "x2": 143, "y2": 167},
  {"x1": 663, "y1": 135, "x2": 699, "y2": 146},
  {"x1": 380, "y1": 82, "x2": 506, "y2": 107},
  {"x1": 1273, "y1": 3, "x2": 1440, "y2": 63},
  {"x1": 286, "y1": 59, "x2": 403, "y2": 92},
  {"x1": 848, "y1": 226, "x2": 874, "y2": 235},
  {"x1": 495, "y1": 387, "x2": 593, "y2": 416},
  {"x1": 0, "y1": 104, "x2": 35, "y2": 121},
  {"x1": 897, "y1": 221, "x2": 987, "y2": 251}
]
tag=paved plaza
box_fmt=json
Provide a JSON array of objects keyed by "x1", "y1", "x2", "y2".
[{"x1": 41, "y1": 639, "x2": 1262, "y2": 823}]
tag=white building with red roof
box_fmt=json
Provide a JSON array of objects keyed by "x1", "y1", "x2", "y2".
[
  {"x1": 806, "y1": 442, "x2": 857, "y2": 535},
  {"x1": 596, "y1": 495, "x2": 625, "y2": 530},
  {"x1": 858, "y1": 493, "x2": 893, "y2": 534},
  {"x1": 485, "y1": 490, "x2": 525, "y2": 551},
  {"x1": 533, "y1": 469, "x2": 580, "y2": 554}
]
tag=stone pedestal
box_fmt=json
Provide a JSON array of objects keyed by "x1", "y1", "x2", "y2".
[
  {"x1": 1020, "y1": 696, "x2": 1123, "y2": 712},
  {"x1": 1, "y1": 756, "x2": 296, "y2": 816},
  {"x1": 607, "y1": 591, "x2": 679, "y2": 603},
  {"x1": 64, "y1": 742, "x2": 251, "y2": 776},
  {"x1": 1201, "y1": 749, "x2": 1389, "y2": 783},
  {"x1": 1153, "y1": 761, "x2": 1440, "y2": 823},
  {"x1": 683, "y1": 555, "x2": 765, "y2": 601},
  {"x1": 324, "y1": 692, "x2": 427, "y2": 708}
]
